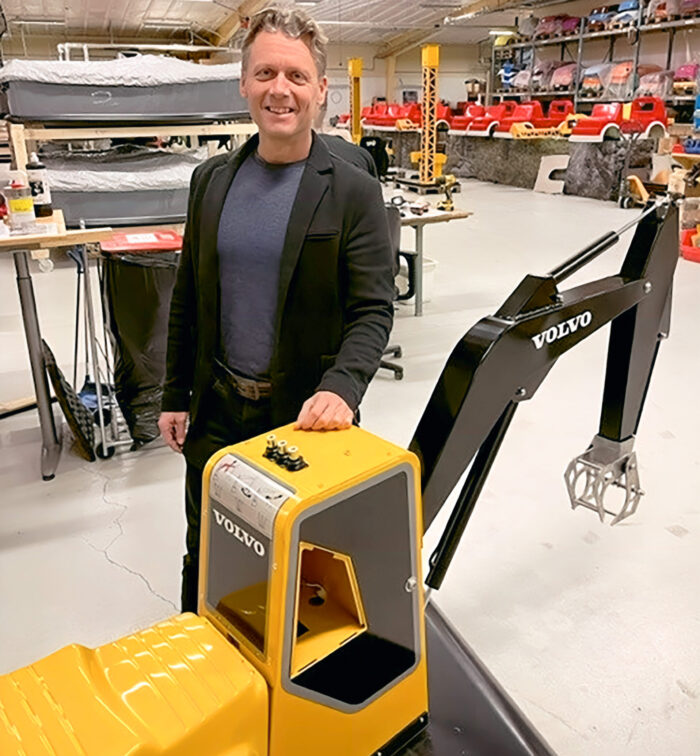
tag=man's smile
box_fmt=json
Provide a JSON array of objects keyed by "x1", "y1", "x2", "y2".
[{"x1": 265, "y1": 106, "x2": 295, "y2": 115}]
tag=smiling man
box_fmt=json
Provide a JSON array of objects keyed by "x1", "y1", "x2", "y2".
[{"x1": 158, "y1": 5, "x2": 395, "y2": 611}]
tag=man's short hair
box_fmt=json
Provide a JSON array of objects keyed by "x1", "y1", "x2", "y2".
[{"x1": 242, "y1": 5, "x2": 328, "y2": 78}]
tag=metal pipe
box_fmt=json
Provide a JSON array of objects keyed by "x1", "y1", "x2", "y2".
[
  {"x1": 426, "y1": 401, "x2": 518, "y2": 590},
  {"x1": 79, "y1": 237, "x2": 109, "y2": 457},
  {"x1": 14, "y1": 249, "x2": 62, "y2": 480},
  {"x1": 56, "y1": 41, "x2": 233, "y2": 60},
  {"x1": 549, "y1": 202, "x2": 661, "y2": 284}
]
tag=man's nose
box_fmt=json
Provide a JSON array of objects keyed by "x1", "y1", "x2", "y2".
[{"x1": 269, "y1": 72, "x2": 290, "y2": 96}]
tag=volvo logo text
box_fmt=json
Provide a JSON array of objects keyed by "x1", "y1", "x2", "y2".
[
  {"x1": 532, "y1": 311, "x2": 593, "y2": 350},
  {"x1": 213, "y1": 509, "x2": 265, "y2": 557}
]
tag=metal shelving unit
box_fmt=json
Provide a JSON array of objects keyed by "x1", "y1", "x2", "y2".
[{"x1": 488, "y1": 10, "x2": 700, "y2": 111}]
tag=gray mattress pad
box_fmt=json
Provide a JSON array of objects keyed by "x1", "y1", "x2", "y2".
[{"x1": 44, "y1": 145, "x2": 208, "y2": 192}]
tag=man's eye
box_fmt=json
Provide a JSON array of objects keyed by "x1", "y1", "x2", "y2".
[
  {"x1": 257, "y1": 69, "x2": 273, "y2": 79},
  {"x1": 290, "y1": 71, "x2": 306, "y2": 82}
]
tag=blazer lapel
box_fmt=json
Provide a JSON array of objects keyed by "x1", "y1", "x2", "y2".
[{"x1": 276, "y1": 134, "x2": 333, "y2": 311}]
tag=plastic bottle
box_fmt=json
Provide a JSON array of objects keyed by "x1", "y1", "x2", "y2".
[
  {"x1": 5, "y1": 179, "x2": 37, "y2": 234},
  {"x1": 25, "y1": 152, "x2": 53, "y2": 218}
]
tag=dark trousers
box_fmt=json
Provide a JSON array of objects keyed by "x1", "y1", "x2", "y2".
[{"x1": 181, "y1": 383, "x2": 272, "y2": 612}]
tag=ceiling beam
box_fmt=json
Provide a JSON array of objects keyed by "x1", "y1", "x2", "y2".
[
  {"x1": 442, "y1": 0, "x2": 521, "y2": 22},
  {"x1": 208, "y1": 0, "x2": 268, "y2": 47},
  {"x1": 375, "y1": 28, "x2": 442, "y2": 59},
  {"x1": 374, "y1": 0, "x2": 511, "y2": 59}
]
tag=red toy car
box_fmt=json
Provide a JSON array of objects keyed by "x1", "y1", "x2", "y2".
[
  {"x1": 436, "y1": 102, "x2": 454, "y2": 128},
  {"x1": 620, "y1": 97, "x2": 668, "y2": 138},
  {"x1": 569, "y1": 103, "x2": 624, "y2": 142},
  {"x1": 494, "y1": 99, "x2": 575, "y2": 138},
  {"x1": 466, "y1": 101, "x2": 517, "y2": 137},
  {"x1": 545, "y1": 99, "x2": 575, "y2": 125},
  {"x1": 450, "y1": 103, "x2": 486, "y2": 131},
  {"x1": 364, "y1": 102, "x2": 422, "y2": 129},
  {"x1": 493, "y1": 101, "x2": 545, "y2": 137}
]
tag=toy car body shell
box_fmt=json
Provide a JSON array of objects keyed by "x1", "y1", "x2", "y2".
[
  {"x1": 609, "y1": 0, "x2": 639, "y2": 26},
  {"x1": 620, "y1": 96, "x2": 668, "y2": 137},
  {"x1": 587, "y1": 5, "x2": 619, "y2": 30},
  {"x1": 449, "y1": 104, "x2": 486, "y2": 132},
  {"x1": 673, "y1": 62, "x2": 700, "y2": 94},
  {"x1": 551, "y1": 62, "x2": 579, "y2": 90},
  {"x1": 580, "y1": 63, "x2": 613, "y2": 96},
  {"x1": 637, "y1": 70, "x2": 674, "y2": 97},
  {"x1": 466, "y1": 101, "x2": 517, "y2": 137},
  {"x1": 680, "y1": 0, "x2": 700, "y2": 16},
  {"x1": 512, "y1": 69, "x2": 532, "y2": 90},
  {"x1": 561, "y1": 16, "x2": 582, "y2": 33},
  {"x1": 558, "y1": 113, "x2": 589, "y2": 136},
  {"x1": 569, "y1": 102, "x2": 624, "y2": 141},
  {"x1": 534, "y1": 15, "x2": 565, "y2": 37}
]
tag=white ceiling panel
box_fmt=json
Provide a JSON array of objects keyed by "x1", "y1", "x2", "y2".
[{"x1": 0, "y1": 1, "x2": 575, "y2": 50}]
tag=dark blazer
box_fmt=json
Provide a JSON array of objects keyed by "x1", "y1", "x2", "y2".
[{"x1": 162, "y1": 132, "x2": 395, "y2": 428}]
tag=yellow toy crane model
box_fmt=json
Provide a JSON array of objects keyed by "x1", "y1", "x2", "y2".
[
  {"x1": 348, "y1": 57, "x2": 363, "y2": 146},
  {"x1": 397, "y1": 45, "x2": 448, "y2": 192},
  {"x1": 0, "y1": 197, "x2": 683, "y2": 754}
]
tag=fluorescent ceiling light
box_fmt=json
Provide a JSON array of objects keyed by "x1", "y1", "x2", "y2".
[
  {"x1": 445, "y1": 12, "x2": 476, "y2": 23},
  {"x1": 143, "y1": 20, "x2": 188, "y2": 28},
  {"x1": 14, "y1": 19, "x2": 65, "y2": 25},
  {"x1": 488, "y1": 30, "x2": 515, "y2": 35}
]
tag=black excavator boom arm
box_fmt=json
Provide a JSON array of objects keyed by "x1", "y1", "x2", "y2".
[{"x1": 409, "y1": 199, "x2": 679, "y2": 590}]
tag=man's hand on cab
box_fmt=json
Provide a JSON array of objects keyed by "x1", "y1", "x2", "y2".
[
  {"x1": 295, "y1": 391, "x2": 353, "y2": 431},
  {"x1": 158, "y1": 411, "x2": 189, "y2": 452}
]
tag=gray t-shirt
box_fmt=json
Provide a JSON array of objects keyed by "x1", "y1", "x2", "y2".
[{"x1": 217, "y1": 151, "x2": 306, "y2": 378}]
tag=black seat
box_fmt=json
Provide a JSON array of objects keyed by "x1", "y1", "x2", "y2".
[
  {"x1": 360, "y1": 136, "x2": 390, "y2": 179},
  {"x1": 380, "y1": 205, "x2": 418, "y2": 381}
]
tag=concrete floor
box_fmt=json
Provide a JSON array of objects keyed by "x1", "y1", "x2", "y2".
[{"x1": 1, "y1": 181, "x2": 699, "y2": 755}]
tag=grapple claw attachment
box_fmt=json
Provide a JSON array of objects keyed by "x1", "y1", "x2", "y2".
[{"x1": 565, "y1": 435, "x2": 643, "y2": 525}]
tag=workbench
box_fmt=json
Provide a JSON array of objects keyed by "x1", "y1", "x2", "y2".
[
  {"x1": 399, "y1": 207, "x2": 472, "y2": 316},
  {"x1": 0, "y1": 211, "x2": 111, "y2": 480}
]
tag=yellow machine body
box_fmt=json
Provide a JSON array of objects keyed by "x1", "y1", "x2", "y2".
[
  {"x1": 200, "y1": 423, "x2": 428, "y2": 756},
  {"x1": 0, "y1": 425, "x2": 428, "y2": 755},
  {"x1": 0, "y1": 613, "x2": 268, "y2": 755}
]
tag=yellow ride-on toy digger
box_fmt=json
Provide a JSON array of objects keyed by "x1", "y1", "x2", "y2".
[{"x1": 0, "y1": 196, "x2": 681, "y2": 755}]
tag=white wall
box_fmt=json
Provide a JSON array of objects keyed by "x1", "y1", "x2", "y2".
[{"x1": 325, "y1": 42, "x2": 489, "y2": 116}]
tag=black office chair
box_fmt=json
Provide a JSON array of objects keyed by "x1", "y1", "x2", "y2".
[
  {"x1": 360, "y1": 135, "x2": 390, "y2": 179},
  {"x1": 379, "y1": 205, "x2": 418, "y2": 380}
]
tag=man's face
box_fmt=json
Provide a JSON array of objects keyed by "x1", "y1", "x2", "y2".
[{"x1": 241, "y1": 30, "x2": 328, "y2": 144}]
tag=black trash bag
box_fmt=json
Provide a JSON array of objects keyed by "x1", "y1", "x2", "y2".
[{"x1": 102, "y1": 251, "x2": 178, "y2": 444}]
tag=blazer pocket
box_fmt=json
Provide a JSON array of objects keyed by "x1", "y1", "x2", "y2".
[{"x1": 306, "y1": 229, "x2": 340, "y2": 241}]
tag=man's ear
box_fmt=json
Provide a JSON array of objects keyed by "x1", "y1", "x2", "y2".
[
  {"x1": 240, "y1": 74, "x2": 248, "y2": 98},
  {"x1": 318, "y1": 75, "x2": 328, "y2": 106}
]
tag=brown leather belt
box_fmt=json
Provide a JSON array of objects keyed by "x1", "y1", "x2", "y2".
[{"x1": 213, "y1": 359, "x2": 272, "y2": 401}]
